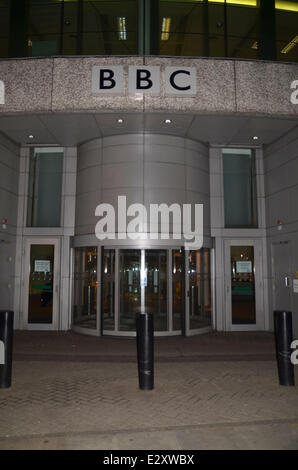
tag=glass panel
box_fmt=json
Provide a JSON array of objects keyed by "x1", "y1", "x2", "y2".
[
  {"x1": 28, "y1": 1, "x2": 62, "y2": 56},
  {"x1": 172, "y1": 249, "x2": 182, "y2": 331},
  {"x1": 227, "y1": 4, "x2": 259, "y2": 59},
  {"x1": 275, "y1": 3, "x2": 298, "y2": 62},
  {"x1": 231, "y1": 245, "x2": 256, "y2": 325},
  {"x1": 102, "y1": 249, "x2": 115, "y2": 330},
  {"x1": 119, "y1": 249, "x2": 141, "y2": 331},
  {"x1": 189, "y1": 248, "x2": 212, "y2": 329},
  {"x1": 28, "y1": 244, "x2": 54, "y2": 324},
  {"x1": 72, "y1": 247, "x2": 97, "y2": 329},
  {"x1": 159, "y1": 1, "x2": 206, "y2": 56},
  {"x1": 27, "y1": 147, "x2": 63, "y2": 227},
  {"x1": 222, "y1": 148, "x2": 258, "y2": 228},
  {"x1": 82, "y1": 1, "x2": 137, "y2": 55},
  {"x1": 0, "y1": 0, "x2": 9, "y2": 58},
  {"x1": 145, "y1": 250, "x2": 168, "y2": 331}
]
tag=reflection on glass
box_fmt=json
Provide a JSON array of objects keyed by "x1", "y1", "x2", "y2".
[
  {"x1": 172, "y1": 249, "x2": 182, "y2": 331},
  {"x1": 222, "y1": 148, "x2": 258, "y2": 228},
  {"x1": 82, "y1": 1, "x2": 137, "y2": 55},
  {"x1": 189, "y1": 248, "x2": 212, "y2": 329},
  {"x1": 27, "y1": 147, "x2": 63, "y2": 227},
  {"x1": 28, "y1": 244, "x2": 54, "y2": 324},
  {"x1": 231, "y1": 246, "x2": 256, "y2": 325},
  {"x1": 145, "y1": 250, "x2": 167, "y2": 331},
  {"x1": 102, "y1": 249, "x2": 115, "y2": 331},
  {"x1": 73, "y1": 247, "x2": 97, "y2": 329},
  {"x1": 119, "y1": 250, "x2": 141, "y2": 331}
]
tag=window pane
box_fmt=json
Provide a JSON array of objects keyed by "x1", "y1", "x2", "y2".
[
  {"x1": 82, "y1": 1, "x2": 137, "y2": 55},
  {"x1": 227, "y1": 4, "x2": 259, "y2": 59},
  {"x1": 0, "y1": 0, "x2": 9, "y2": 58},
  {"x1": 275, "y1": 3, "x2": 298, "y2": 62},
  {"x1": 231, "y1": 245, "x2": 256, "y2": 325},
  {"x1": 28, "y1": 1, "x2": 61, "y2": 57},
  {"x1": 28, "y1": 244, "x2": 54, "y2": 324},
  {"x1": 72, "y1": 247, "x2": 98, "y2": 329},
  {"x1": 119, "y1": 249, "x2": 141, "y2": 331},
  {"x1": 145, "y1": 250, "x2": 168, "y2": 331},
  {"x1": 222, "y1": 148, "x2": 258, "y2": 228},
  {"x1": 27, "y1": 148, "x2": 63, "y2": 227}
]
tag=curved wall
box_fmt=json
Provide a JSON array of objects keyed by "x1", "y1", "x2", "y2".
[{"x1": 75, "y1": 134, "x2": 210, "y2": 243}]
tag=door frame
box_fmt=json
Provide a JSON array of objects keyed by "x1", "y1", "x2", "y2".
[
  {"x1": 224, "y1": 238, "x2": 265, "y2": 331},
  {"x1": 23, "y1": 237, "x2": 60, "y2": 331}
]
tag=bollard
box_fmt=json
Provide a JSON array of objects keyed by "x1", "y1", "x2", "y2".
[
  {"x1": 274, "y1": 310, "x2": 295, "y2": 386},
  {"x1": 136, "y1": 312, "x2": 154, "y2": 390},
  {"x1": 0, "y1": 311, "x2": 14, "y2": 388}
]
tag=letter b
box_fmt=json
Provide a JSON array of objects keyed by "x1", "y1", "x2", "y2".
[
  {"x1": 100, "y1": 69, "x2": 116, "y2": 89},
  {"x1": 92, "y1": 66, "x2": 123, "y2": 94}
]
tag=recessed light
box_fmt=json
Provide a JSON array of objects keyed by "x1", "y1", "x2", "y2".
[
  {"x1": 164, "y1": 119, "x2": 172, "y2": 124},
  {"x1": 117, "y1": 118, "x2": 123, "y2": 123},
  {"x1": 28, "y1": 134, "x2": 34, "y2": 139}
]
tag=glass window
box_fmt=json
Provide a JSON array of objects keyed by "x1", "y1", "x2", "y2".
[
  {"x1": 222, "y1": 148, "x2": 258, "y2": 228},
  {"x1": 28, "y1": 0, "x2": 62, "y2": 57},
  {"x1": 145, "y1": 250, "x2": 168, "y2": 331},
  {"x1": 230, "y1": 245, "x2": 256, "y2": 324},
  {"x1": 28, "y1": 244, "x2": 55, "y2": 324},
  {"x1": 119, "y1": 249, "x2": 141, "y2": 331},
  {"x1": 73, "y1": 246, "x2": 98, "y2": 329},
  {"x1": 276, "y1": 1, "x2": 298, "y2": 62},
  {"x1": 0, "y1": 0, "x2": 9, "y2": 58},
  {"x1": 27, "y1": 147, "x2": 63, "y2": 227},
  {"x1": 82, "y1": 1, "x2": 137, "y2": 55},
  {"x1": 227, "y1": 3, "x2": 259, "y2": 59}
]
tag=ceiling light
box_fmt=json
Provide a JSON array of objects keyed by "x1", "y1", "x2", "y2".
[
  {"x1": 28, "y1": 134, "x2": 34, "y2": 139},
  {"x1": 164, "y1": 119, "x2": 172, "y2": 124},
  {"x1": 117, "y1": 118, "x2": 124, "y2": 123},
  {"x1": 281, "y1": 35, "x2": 298, "y2": 54},
  {"x1": 253, "y1": 136, "x2": 259, "y2": 140},
  {"x1": 117, "y1": 17, "x2": 127, "y2": 41},
  {"x1": 161, "y1": 18, "x2": 171, "y2": 41}
]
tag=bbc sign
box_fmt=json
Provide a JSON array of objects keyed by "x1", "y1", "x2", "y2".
[{"x1": 92, "y1": 66, "x2": 197, "y2": 96}]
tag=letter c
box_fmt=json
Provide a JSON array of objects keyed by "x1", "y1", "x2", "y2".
[{"x1": 170, "y1": 70, "x2": 191, "y2": 91}]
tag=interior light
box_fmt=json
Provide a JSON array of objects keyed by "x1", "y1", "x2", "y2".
[
  {"x1": 164, "y1": 119, "x2": 172, "y2": 124},
  {"x1": 161, "y1": 18, "x2": 171, "y2": 41},
  {"x1": 193, "y1": 0, "x2": 298, "y2": 12},
  {"x1": 281, "y1": 35, "x2": 298, "y2": 54},
  {"x1": 117, "y1": 118, "x2": 124, "y2": 123},
  {"x1": 117, "y1": 17, "x2": 127, "y2": 41},
  {"x1": 253, "y1": 136, "x2": 259, "y2": 140},
  {"x1": 251, "y1": 41, "x2": 258, "y2": 50},
  {"x1": 28, "y1": 134, "x2": 34, "y2": 139}
]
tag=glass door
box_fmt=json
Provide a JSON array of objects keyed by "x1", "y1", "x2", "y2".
[
  {"x1": 225, "y1": 240, "x2": 264, "y2": 331},
  {"x1": 119, "y1": 249, "x2": 141, "y2": 331},
  {"x1": 24, "y1": 239, "x2": 59, "y2": 330}
]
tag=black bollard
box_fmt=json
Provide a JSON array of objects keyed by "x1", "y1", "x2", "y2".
[
  {"x1": 0, "y1": 311, "x2": 14, "y2": 388},
  {"x1": 274, "y1": 310, "x2": 295, "y2": 386},
  {"x1": 136, "y1": 312, "x2": 154, "y2": 390}
]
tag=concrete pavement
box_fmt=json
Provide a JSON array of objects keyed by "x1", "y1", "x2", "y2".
[{"x1": 0, "y1": 331, "x2": 297, "y2": 450}]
